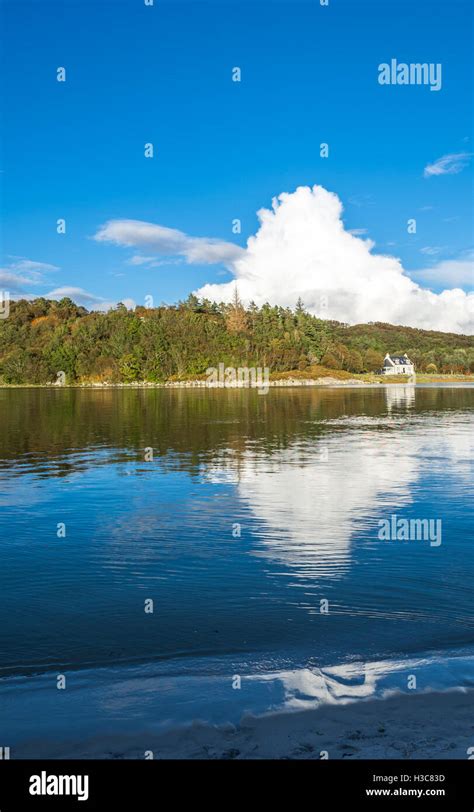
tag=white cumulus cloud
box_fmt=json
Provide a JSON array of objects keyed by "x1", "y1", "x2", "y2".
[{"x1": 195, "y1": 185, "x2": 474, "y2": 334}]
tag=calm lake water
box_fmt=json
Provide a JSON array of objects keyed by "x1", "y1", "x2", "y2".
[{"x1": 0, "y1": 385, "x2": 473, "y2": 754}]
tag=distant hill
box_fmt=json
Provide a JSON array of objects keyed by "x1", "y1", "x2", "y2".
[{"x1": 1, "y1": 295, "x2": 473, "y2": 384}]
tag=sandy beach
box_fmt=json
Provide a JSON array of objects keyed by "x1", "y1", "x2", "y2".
[
  {"x1": 3, "y1": 655, "x2": 473, "y2": 760},
  {"x1": 35, "y1": 689, "x2": 474, "y2": 761}
]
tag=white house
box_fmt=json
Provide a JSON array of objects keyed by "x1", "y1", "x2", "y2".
[{"x1": 380, "y1": 353, "x2": 415, "y2": 375}]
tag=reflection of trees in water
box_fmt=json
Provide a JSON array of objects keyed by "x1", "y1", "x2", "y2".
[{"x1": 0, "y1": 387, "x2": 472, "y2": 480}]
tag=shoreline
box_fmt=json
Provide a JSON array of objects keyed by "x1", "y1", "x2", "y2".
[
  {"x1": 4, "y1": 685, "x2": 473, "y2": 760},
  {"x1": 1, "y1": 376, "x2": 473, "y2": 390},
  {"x1": 2, "y1": 649, "x2": 473, "y2": 760}
]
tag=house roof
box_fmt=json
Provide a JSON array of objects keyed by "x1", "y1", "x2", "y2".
[{"x1": 384, "y1": 354, "x2": 412, "y2": 366}]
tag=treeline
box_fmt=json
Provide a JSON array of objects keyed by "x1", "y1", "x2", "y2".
[{"x1": 0, "y1": 294, "x2": 473, "y2": 384}]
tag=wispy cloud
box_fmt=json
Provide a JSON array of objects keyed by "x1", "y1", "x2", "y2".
[
  {"x1": 0, "y1": 257, "x2": 59, "y2": 291},
  {"x1": 4, "y1": 270, "x2": 134, "y2": 312},
  {"x1": 348, "y1": 228, "x2": 368, "y2": 236},
  {"x1": 94, "y1": 220, "x2": 244, "y2": 267},
  {"x1": 348, "y1": 194, "x2": 375, "y2": 208},
  {"x1": 8, "y1": 257, "x2": 59, "y2": 273},
  {"x1": 410, "y1": 252, "x2": 474, "y2": 289},
  {"x1": 45, "y1": 286, "x2": 136, "y2": 312},
  {"x1": 0, "y1": 270, "x2": 36, "y2": 292},
  {"x1": 45, "y1": 286, "x2": 110, "y2": 309},
  {"x1": 127, "y1": 255, "x2": 159, "y2": 266},
  {"x1": 424, "y1": 152, "x2": 472, "y2": 178},
  {"x1": 126, "y1": 254, "x2": 183, "y2": 269},
  {"x1": 420, "y1": 246, "x2": 444, "y2": 256}
]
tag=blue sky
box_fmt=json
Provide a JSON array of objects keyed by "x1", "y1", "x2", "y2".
[{"x1": 1, "y1": 0, "x2": 473, "y2": 327}]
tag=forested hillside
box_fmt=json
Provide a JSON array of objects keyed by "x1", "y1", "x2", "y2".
[{"x1": 1, "y1": 294, "x2": 473, "y2": 384}]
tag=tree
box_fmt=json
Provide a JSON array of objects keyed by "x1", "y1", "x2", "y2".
[
  {"x1": 118, "y1": 354, "x2": 142, "y2": 382},
  {"x1": 183, "y1": 293, "x2": 201, "y2": 311},
  {"x1": 363, "y1": 348, "x2": 384, "y2": 372},
  {"x1": 346, "y1": 349, "x2": 363, "y2": 373},
  {"x1": 321, "y1": 351, "x2": 341, "y2": 370},
  {"x1": 225, "y1": 286, "x2": 248, "y2": 334}
]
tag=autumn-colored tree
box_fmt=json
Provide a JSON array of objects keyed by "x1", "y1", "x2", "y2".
[
  {"x1": 363, "y1": 348, "x2": 384, "y2": 371},
  {"x1": 225, "y1": 287, "x2": 248, "y2": 334},
  {"x1": 321, "y1": 351, "x2": 341, "y2": 370},
  {"x1": 346, "y1": 349, "x2": 364, "y2": 373}
]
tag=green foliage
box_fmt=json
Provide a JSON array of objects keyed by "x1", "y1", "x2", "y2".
[{"x1": 0, "y1": 298, "x2": 472, "y2": 384}]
